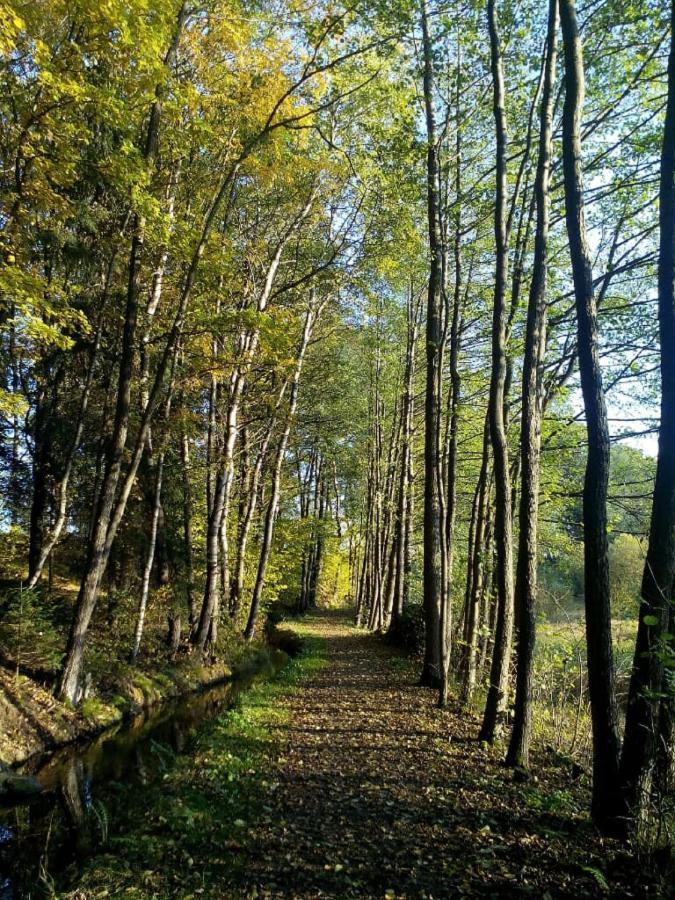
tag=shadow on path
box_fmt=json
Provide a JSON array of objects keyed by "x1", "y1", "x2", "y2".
[{"x1": 227, "y1": 610, "x2": 641, "y2": 898}]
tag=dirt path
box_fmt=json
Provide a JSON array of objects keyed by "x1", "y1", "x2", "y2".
[{"x1": 232, "y1": 610, "x2": 641, "y2": 898}]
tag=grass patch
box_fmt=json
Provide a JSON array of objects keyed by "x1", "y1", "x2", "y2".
[
  {"x1": 79, "y1": 697, "x2": 122, "y2": 727},
  {"x1": 55, "y1": 625, "x2": 327, "y2": 899}
]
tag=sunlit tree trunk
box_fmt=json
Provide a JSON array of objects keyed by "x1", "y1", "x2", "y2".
[
  {"x1": 460, "y1": 418, "x2": 490, "y2": 703},
  {"x1": 230, "y1": 426, "x2": 271, "y2": 621},
  {"x1": 131, "y1": 455, "x2": 164, "y2": 662},
  {"x1": 244, "y1": 298, "x2": 322, "y2": 639},
  {"x1": 391, "y1": 288, "x2": 418, "y2": 625},
  {"x1": 506, "y1": 0, "x2": 558, "y2": 769},
  {"x1": 58, "y1": 6, "x2": 189, "y2": 702},
  {"x1": 195, "y1": 193, "x2": 315, "y2": 649}
]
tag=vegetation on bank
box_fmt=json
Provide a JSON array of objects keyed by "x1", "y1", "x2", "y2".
[{"x1": 0, "y1": 576, "x2": 249, "y2": 766}]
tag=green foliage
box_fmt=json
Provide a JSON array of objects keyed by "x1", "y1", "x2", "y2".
[
  {"x1": 318, "y1": 536, "x2": 350, "y2": 607},
  {"x1": 523, "y1": 786, "x2": 577, "y2": 816},
  {"x1": 0, "y1": 527, "x2": 27, "y2": 581},
  {"x1": 89, "y1": 798, "x2": 110, "y2": 844},
  {"x1": 581, "y1": 865, "x2": 610, "y2": 893},
  {"x1": 0, "y1": 0, "x2": 668, "y2": 874},
  {"x1": 0, "y1": 586, "x2": 63, "y2": 672},
  {"x1": 609, "y1": 534, "x2": 646, "y2": 618}
]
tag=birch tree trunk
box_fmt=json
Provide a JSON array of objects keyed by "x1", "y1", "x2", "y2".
[
  {"x1": 194, "y1": 193, "x2": 315, "y2": 649},
  {"x1": 244, "y1": 299, "x2": 322, "y2": 639}
]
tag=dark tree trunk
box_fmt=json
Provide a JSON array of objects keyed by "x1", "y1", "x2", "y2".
[
  {"x1": 620, "y1": 0, "x2": 675, "y2": 824},
  {"x1": 28, "y1": 382, "x2": 50, "y2": 582},
  {"x1": 8, "y1": 318, "x2": 22, "y2": 523},
  {"x1": 308, "y1": 465, "x2": 327, "y2": 609},
  {"x1": 155, "y1": 500, "x2": 170, "y2": 587},
  {"x1": 420, "y1": 0, "x2": 444, "y2": 688},
  {"x1": 655, "y1": 601, "x2": 674, "y2": 799},
  {"x1": 560, "y1": 0, "x2": 622, "y2": 832},
  {"x1": 167, "y1": 611, "x2": 181, "y2": 655},
  {"x1": 480, "y1": 0, "x2": 515, "y2": 743}
]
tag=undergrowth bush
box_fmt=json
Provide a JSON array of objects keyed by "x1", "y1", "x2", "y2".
[
  {"x1": 386, "y1": 603, "x2": 425, "y2": 656},
  {"x1": 0, "y1": 586, "x2": 63, "y2": 673}
]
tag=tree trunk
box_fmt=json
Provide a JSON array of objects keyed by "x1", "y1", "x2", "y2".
[
  {"x1": 308, "y1": 458, "x2": 326, "y2": 610},
  {"x1": 180, "y1": 430, "x2": 197, "y2": 628},
  {"x1": 58, "y1": 6, "x2": 188, "y2": 703},
  {"x1": 244, "y1": 299, "x2": 320, "y2": 639},
  {"x1": 26, "y1": 285, "x2": 110, "y2": 590},
  {"x1": 420, "y1": 0, "x2": 444, "y2": 688},
  {"x1": 7, "y1": 318, "x2": 22, "y2": 523},
  {"x1": 133, "y1": 343, "x2": 179, "y2": 659},
  {"x1": 230, "y1": 429, "x2": 267, "y2": 620},
  {"x1": 28, "y1": 370, "x2": 52, "y2": 583},
  {"x1": 479, "y1": 0, "x2": 515, "y2": 743},
  {"x1": 506, "y1": 0, "x2": 558, "y2": 769},
  {"x1": 196, "y1": 389, "x2": 240, "y2": 650},
  {"x1": 619, "y1": 0, "x2": 675, "y2": 825},
  {"x1": 195, "y1": 192, "x2": 315, "y2": 648},
  {"x1": 59, "y1": 218, "x2": 147, "y2": 701},
  {"x1": 461, "y1": 419, "x2": 490, "y2": 703},
  {"x1": 439, "y1": 65, "x2": 464, "y2": 706},
  {"x1": 560, "y1": 0, "x2": 622, "y2": 832},
  {"x1": 131, "y1": 454, "x2": 165, "y2": 662}
]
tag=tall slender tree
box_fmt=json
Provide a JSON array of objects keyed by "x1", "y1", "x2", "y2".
[
  {"x1": 420, "y1": 0, "x2": 444, "y2": 688},
  {"x1": 506, "y1": 0, "x2": 558, "y2": 769},
  {"x1": 620, "y1": 0, "x2": 675, "y2": 824},
  {"x1": 479, "y1": 0, "x2": 515, "y2": 743},
  {"x1": 560, "y1": 0, "x2": 622, "y2": 831}
]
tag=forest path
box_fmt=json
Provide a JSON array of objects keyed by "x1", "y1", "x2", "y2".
[{"x1": 234, "y1": 609, "x2": 630, "y2": 898}]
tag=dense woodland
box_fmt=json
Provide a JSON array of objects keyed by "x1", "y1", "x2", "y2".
[{"x1": 0, "y1": 0, "x2": 674, "y2": 877}]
